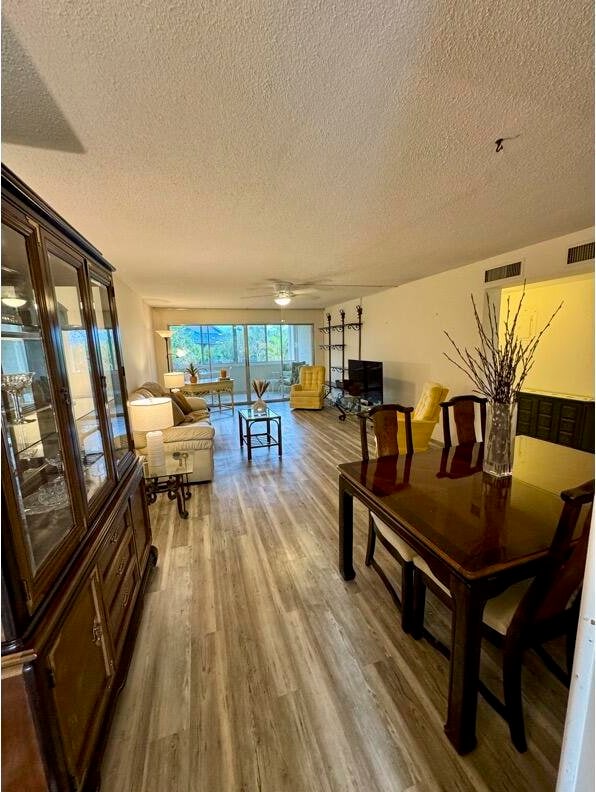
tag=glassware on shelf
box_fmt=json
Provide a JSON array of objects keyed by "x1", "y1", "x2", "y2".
[
  {"x1": 46, "y1": 452, "x2": 64, "y2": 473},
  {"x1": 38, "y1": 477, "x2": 68, "y2": 507},
  {"x1": 1, "y1": 372, "x2": 35, "y2": 424},
  {"x1": 23, "y1": 478, "x2": 70, "y2": 514}
]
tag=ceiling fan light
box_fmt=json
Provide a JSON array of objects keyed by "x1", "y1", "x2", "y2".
[{"x1": 274, "y1": 295, "x2": 291, "y2": 306}]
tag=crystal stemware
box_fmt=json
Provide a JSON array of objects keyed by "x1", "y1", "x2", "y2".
[{"x1": 1, "y1": 372, "x2": 35, "y2": 424}]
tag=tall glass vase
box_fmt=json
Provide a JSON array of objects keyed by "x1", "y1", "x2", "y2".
[{"x1": 483, "y1": 401, "x2": 517, "y2": 478}]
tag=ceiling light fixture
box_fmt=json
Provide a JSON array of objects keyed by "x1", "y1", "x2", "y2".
[{"x1": 274, "y1": 292, "x2": 292, "y2": 306}]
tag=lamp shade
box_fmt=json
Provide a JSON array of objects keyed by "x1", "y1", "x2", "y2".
[
  {"x1": 155, "y1": 329, "x2": 173, "y2": 339},
  {"x1": 128, "y1": 397, "x2": 173, "y2": 432},
  {"x1": 164, "y1": 372, "x2": 185, "y2": 389}
]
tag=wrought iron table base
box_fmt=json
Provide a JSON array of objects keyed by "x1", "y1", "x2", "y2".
[{"x1": 145, "y1": 472, "x2": 191, "y2": 518}]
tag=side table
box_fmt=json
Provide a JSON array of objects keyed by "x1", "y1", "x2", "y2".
[
  {"x1": 142, "y1": 452, "x2": 193, "y2": 518},
  {"x1": 238, "y1": 407, "x2": 282, "y2": 461}
]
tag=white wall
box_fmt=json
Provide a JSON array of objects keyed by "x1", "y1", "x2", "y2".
[
  {"x1": 113, "y1": 276, "x2": 157, "y2": 391},
  {"x1": 325, "y1": 227, "x2": 594, "y2": 439},
  {"x1": 151, "y1": 307, "x2": 325, "y2": 383}
]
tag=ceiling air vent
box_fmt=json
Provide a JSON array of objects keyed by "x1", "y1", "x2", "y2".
[
  {"x1": 567, "y1": 242, "x2": 594, "y2": 265},
  {"x1": 484, "y1": 261, "x2": 522, "y2": 284}
]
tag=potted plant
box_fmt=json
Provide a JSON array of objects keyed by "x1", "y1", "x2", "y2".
[{"x1": 185, "y1": 362, "x2": 199, "y2": 384}]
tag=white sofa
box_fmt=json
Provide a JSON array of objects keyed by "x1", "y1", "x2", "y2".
[{"x1": 129, "y1": 382, "x2": 215, "y2": 483}]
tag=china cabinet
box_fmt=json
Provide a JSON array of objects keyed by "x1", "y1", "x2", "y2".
[{"x1": 1, "y1": 165, "x2": 155, "y2": 791}]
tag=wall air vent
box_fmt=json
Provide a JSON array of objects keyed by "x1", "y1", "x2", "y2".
[
  {"x1": 567, "y1": 242, "x2": 594, "y2": 265},
  {"x1": 484, "y1": 261, "x2": 522, "y2": 284}
]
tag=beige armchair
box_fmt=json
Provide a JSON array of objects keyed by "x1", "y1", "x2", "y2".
[
  {"x1": 289, "y1": 365, "x2": 326, "y2": 409},
  {"x1": 396, "y1": 381, "x2": 449, "y2": 452}
]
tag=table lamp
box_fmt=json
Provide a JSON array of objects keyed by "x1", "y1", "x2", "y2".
[
  {"x1": 164, "y1": 371, "x2": 185, "y2": 390},
  {"x1": 128, "y1": 397, "x2": 173, "y2": 467}
]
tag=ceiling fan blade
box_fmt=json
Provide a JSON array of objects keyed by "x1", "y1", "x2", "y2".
[{"x1": 314, "y1": 282, "x2": 395, "y2": 289}]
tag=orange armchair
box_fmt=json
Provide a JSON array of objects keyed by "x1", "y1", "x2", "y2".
[{"x1": 289, "y1": 365, "x2": 326, "y2": 410}]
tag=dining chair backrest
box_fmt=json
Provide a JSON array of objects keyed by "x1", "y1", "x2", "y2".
[
  {"x1": 510, "y1": 479, "x2": 594, "y2": 635},
  {"x1": 359, "y1": 404, "x2": 414, "y2": 461},
  {"x1": 441, "y1": 395, "x2": 488, "y2": 448}
]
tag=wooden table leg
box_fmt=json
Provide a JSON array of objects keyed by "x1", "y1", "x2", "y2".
[
  {"x1": 338, "y1": 475, "x2": 355, "y2": 580},
  {"x1": 445, "y1": 575, "x2": 485, "y2": 754},
  {"x1": 277, "y1": 416, "x2": 282, "y2": 456}
]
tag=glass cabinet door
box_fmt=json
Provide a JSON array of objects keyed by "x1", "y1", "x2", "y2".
[
  {"x1": 1, "y1": 221, "x2": 78, "y2": 582},
  {"x1": 89, "y1": 276, "x2": 132, "y2": 470},
  {"x1": 44, "y1": 244, "x2": 112, "y2": 505}
]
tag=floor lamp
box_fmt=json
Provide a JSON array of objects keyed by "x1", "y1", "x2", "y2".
[{"x1": 155, "y1": 330, "x2": 173, "y2": 371}]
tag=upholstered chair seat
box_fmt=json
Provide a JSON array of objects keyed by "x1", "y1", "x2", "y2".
[
  {"x1": 289, "y1": 365, "x2": 326, "y2": 409},
  {"x1": 371, "y1": 514, "x2": 418, "y2": 562}
]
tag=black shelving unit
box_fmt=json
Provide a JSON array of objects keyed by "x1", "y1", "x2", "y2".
[{"x1": 318, "y1": 306, "x2": 363, "y2": 392}]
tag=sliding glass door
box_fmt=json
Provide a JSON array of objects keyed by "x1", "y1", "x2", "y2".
[{"x1": 169, "y1": 323, "x2": 313, "y2": 403}]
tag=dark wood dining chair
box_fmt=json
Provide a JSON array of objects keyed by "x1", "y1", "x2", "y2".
[
  {"x1": 357, "y1": 405, "x2": 416, "y2": 631},
  {"x1": 411, "y1": 478, "x2": 594, "y2": 752},
  {"x1": 440, "y1": 395, "x2": 487, "y2": 448}
]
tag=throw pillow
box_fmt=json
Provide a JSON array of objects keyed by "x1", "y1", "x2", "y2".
[
  {"x1": 171, "y1": 399, "x2": 187, "y2": 426},
  {"x1": 171, "y1": 391, "x2": 194, "y2": 415}
]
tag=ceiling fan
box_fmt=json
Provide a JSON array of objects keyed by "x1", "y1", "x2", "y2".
[{"x1": 246, "y1": 279, "x2": 395, "y2": 306}]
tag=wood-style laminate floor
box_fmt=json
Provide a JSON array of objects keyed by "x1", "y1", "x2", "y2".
[{"x1": 102, "y1": 403, "x2": 569, "y2": 792}]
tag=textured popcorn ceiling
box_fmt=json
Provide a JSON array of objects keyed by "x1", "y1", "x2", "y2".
[{"x1": 2, "y1": 1, "x2": 594, "y2": 308}]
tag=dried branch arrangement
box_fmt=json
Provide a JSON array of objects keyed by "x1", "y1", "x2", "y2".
[
  {"x1": 252, "y1": 379, "x2": 270, "y2": 398},
  {"x1": 444, "y1": 288, "x2": 562, "y2": 404}
]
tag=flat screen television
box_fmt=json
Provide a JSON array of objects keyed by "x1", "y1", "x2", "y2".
[{"x1": 346, "y1": 360, "x2": 383, "y2": 405}]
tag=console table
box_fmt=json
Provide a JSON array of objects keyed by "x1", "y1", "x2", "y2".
[{"x1": 181, "y1": 379, "x2": 235, "y2": 411}]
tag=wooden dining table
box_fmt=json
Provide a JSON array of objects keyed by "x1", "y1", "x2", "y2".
[{"x1": 337, "y1": 435, "x2": 594, "y2": 754}]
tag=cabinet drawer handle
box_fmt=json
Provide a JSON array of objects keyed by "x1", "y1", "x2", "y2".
[
  {"x1": 122, "y1": 589, "x2": 130, "y2": 609},
  {"x1": 117, "y1": 558, "x2": 127, "y2": 576},
  {"x1": 92, "y1": 621, "x2": 103, "y2": 645}
]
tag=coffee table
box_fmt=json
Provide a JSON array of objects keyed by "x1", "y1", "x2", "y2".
[
  {"x1": 238, "y1": 407, "x2": 282, "y2": 461},
  {"x1": 142, "y1": 452, "x2": 193, "y2": 518}
]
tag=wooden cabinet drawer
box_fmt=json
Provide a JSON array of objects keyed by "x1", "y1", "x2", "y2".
[
  {"x1": 103, "y1": 529, "x2": 137, "y2": 612},
  {"x1": 108, "y1": 556, "x2": 140, "y2": 662},
  {"x1": 98, "y1": 509, "x2": 130, "y2": 582}
]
